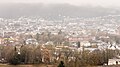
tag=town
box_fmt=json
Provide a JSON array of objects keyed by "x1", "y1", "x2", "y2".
[{"x1": 0, "y1": 15, "x2": 120, "y2": 67}]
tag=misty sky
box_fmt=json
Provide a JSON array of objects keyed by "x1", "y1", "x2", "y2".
[{"x1": 0, "y1": 0, "x2": 120, "y2": 7}]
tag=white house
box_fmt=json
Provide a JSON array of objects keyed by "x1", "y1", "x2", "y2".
[{"x1": 108, "y1": 59, "x2": 120, "y2": 65}]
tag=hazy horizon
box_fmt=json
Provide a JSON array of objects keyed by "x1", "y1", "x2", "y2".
[
  {"x1": 0, "y1": 0, "x2": 120, "y2": 19},
  {"x1": 0, "y1": 0, "x2": 120, "y2": 7}
]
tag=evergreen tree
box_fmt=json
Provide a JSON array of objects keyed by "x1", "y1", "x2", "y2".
[{"x1": 58, "y1": 61, "x2": 65, "y2": 67}]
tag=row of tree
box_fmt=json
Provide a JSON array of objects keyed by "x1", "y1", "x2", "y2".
[
  {"x1": 0, "y1": 44, "x2": 119, "y2": 67},
  {"x1": 0, "y1": 45, "x2": 51, "y2": 65},
  {"x1": 63, "y1": 49, "x2": 119, "y2": 67}
]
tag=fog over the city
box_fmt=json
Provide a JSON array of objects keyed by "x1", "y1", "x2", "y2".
[
  {"x1": 0, "y1": 0, "x2": 120, "y2": 19},
  {"x1": 1, "y1": 0, "x2": 120, "y2": 66},
  {"x1": 0, "y1": 0, "x2": 120, "y2": 7}
]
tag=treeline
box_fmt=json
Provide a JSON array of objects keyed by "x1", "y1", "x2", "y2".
[
  {"x1": 63, "y1": 49, "x2": 120, "y2": 67},
  {"x1": 0, "y1": 45, "x2": 50, "y2": 65},
  {"x1": 0, "y1": 44, "x2": 119, "y2": 67},
  {"x1": 55, "y1": 47, "x2": 119, "y2": 67}
]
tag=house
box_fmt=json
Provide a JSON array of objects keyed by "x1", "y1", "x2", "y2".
[
  {"x1": 80, "y1": 41, "x2": 91, "y2": 47},
  {"x1": 26, "y1": 38, "x2": 38, "y2": 45},
  {"x1": 3, "y1": 31, "x2": 16, "y2": 37},
  {"x1": 108, "y1": 58, "x2": 120, "y2": 65}
]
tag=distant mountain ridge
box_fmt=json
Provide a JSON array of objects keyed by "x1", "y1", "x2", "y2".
[{"x1": 0, "y1": 3, "x2": 120, "y2": 19}]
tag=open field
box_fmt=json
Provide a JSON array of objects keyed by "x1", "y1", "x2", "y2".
[
  {"x1": 0, "y1": 64, "x2": 56, "y2": 67},
  {"x1": 0, "y1": 64, "x2": 120, "y2": 67}
]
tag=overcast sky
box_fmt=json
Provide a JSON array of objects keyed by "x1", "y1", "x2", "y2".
[{"x1": 0, "y1": 0, "x2": 120, "y2": 7}]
